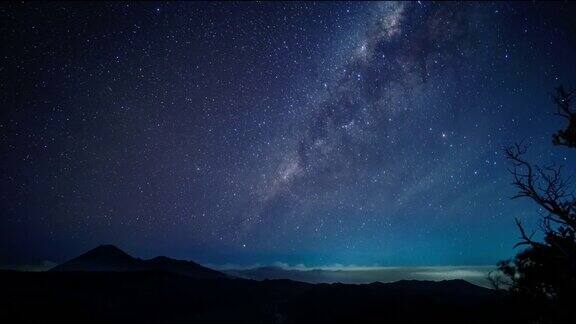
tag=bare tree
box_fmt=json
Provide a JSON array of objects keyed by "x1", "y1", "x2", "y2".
[
  {"x1": 505, "y1": 143, "x2": 576, "y2": 259},
  {"x1": 552, "y1": 86, "x2": 576, "y2": 148},
  {"x1": 495, "y1": 87, "x2": 576, "y2": 322}
]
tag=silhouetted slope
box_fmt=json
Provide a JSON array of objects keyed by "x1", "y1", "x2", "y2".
[
  {"x1": 50, "y1": 245, "x2": 142, "y2": 272},
  {"x1": 50, "y1": 245, "x2": 227, "y2": 279},
  {"x1": 0, "y1": 270, "x2": 514, "y2": 324},
  {"x1": 145, "y1": 255, "x2": 227, "y2": 279},
  {"x1": 2, "y1": 246, "x2": 526, "y2": 323}
]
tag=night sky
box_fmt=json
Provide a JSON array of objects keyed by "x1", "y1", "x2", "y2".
[{"x1": 2, "y1": 2, "x2": 576, "y2": 270}]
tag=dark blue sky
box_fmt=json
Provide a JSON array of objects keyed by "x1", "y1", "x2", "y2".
[{"x1": 1, "y1": 2, "x2": 576, "y2": 268}]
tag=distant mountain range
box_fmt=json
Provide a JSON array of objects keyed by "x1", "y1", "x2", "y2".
[
  {"x1": 1, "y1": 244, "x2": 527, "y2": 323},
  {"x1": 50, "y1": 244, "x2": 227, "y2": 279},
  {"x1": 226, "y1": 265, "x2": 494, "y2": 287}
]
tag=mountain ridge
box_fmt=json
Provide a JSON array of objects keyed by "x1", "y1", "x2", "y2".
[
  {"x1": 1, "y1": 268, "x2": 501, "y2": 323},
  {"x1": 2, "y1": 244, "x2": 506, "y2": 323},
  {"x1": 50, "y1": 244, "x2": 228, "y2": 279}
]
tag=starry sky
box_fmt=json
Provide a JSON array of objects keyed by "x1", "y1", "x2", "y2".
[{"x1": 2, "y1": 2, "x2": 576, "y2": 269}]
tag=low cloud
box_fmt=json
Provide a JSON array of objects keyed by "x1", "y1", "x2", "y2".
[
  {"x1": 0, "y1": 260, "x2": 57, "y2": 272},
  {"x1": 224, "y1": 264, "x2": 496, "y2": 288}
]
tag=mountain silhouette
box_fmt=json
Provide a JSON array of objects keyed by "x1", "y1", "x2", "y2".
[
  {"x1": 50, "y1": 244, "x2": 227, "y2": 279},
  {"x1": 1, "y1": 269, "x2": 510, "y2": 323},
  {"x1": 1, "y1": 244, "x2": 527, "y2": 323}
]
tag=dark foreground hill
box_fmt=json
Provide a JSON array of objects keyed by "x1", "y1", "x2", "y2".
[
  {"x1": 0, "y1": 246, "x2": 526, "y2": 323},
  {"x1": 1, "y1": 270, "x2": 508, "y2": 324}
]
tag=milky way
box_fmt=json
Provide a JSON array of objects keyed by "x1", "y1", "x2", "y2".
[{"x1": 1, "y1": 2, "x2": 576, "y2": 268}]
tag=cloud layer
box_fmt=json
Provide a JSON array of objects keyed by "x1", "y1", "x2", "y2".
[{"x1": 222, "y1": 264, "x2": 495, "y2": 288}]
